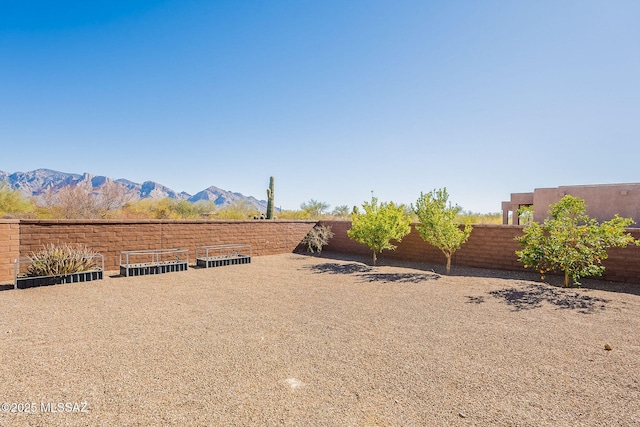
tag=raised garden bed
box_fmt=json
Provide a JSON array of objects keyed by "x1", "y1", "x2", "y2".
[
  {"x1": 16, "y1": 271, "x2": 104, "y2": 289},
  {"x1": 14, "y1": 254, "x2": 104, "y2": 290},
  {"x1": 196, "y1": 244, "x2": 252, "y2": 268},
  {"x1": 120, "y1": 249, "x2": 188, "y2": 277}
]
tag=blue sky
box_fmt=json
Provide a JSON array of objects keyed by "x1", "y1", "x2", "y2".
[{"x1": 1, "y1": 1, "x2": 639, "y2": 213}]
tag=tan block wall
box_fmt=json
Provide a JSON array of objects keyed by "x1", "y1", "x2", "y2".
[
  {"x1": 322, "y1": 221, "x2": 524, "y2": 270},
  {"x1": 0, "y1": 221, "x2": 20, "y2": 282},
  {"x1": 3, "y1": 219, "x2": 639, "y2": 286},
  {"x1": 599, "y1": 228, "x2": 640, "y2": 284},
  {"x1": 0, "y1": 220, "x2": 316, "y2": 283},
  {"x1": 321, "y1": 220, "x2": 640, "y2": 285}
]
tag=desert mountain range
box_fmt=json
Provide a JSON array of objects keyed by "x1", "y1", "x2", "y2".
[{"x1": 0, "y1": 169, "x2": 268, "y2": 211}]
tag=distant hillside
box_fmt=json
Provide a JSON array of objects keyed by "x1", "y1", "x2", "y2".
[{"x1": 0, "y1": 169, "x2": 268, "y2": 211}]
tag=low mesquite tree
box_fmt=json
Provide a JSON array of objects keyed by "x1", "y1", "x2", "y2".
[
  {"x1": 300, "y1": 199, "x2": 330, "y2": 218},
  {"x1": 331, "y1": 205, "x2": 350, "y2": 218},
  {"x1": 516, "y1": 195, "x2": 637, "y2": 287},
  {"x1": 413, "y1": 188, "x2": 472, "y2": 274},
  {"x1": 348, "y1": 195, "x2": 411, "y2": 266}
]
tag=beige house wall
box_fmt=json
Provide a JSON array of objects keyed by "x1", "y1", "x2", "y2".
[
  {"x1": 501, "y1": 192, "x2": 534, "y2": 225},
  {"x1": 503, "y1": 183, "x2": 640, "y2": 225}
]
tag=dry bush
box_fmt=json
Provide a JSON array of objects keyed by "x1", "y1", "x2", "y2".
[
  {"x1": 27, "y1": 244, "x2": 100, "y2": 277},
  {"x1": 40, "y1": 181, "x2": 131, "y2": 219},
  {"x1": 301, "y1": 224, "x2": 334, "y2": 253}
]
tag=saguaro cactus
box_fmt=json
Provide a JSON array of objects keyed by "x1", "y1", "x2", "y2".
[{"x1": 266, "y1": 176, "x2": 275, "y2": 219}]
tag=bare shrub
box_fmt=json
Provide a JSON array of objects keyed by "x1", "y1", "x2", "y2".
[
  {"x1": 40, "y1": 180, "x2": 131, "y2": 219},
  {"x1": 301, "y1": 224, "x2": 334, "y2": 253},
  {"x1": 95, "y1": 180, "x2": 132, "y2": 218}
]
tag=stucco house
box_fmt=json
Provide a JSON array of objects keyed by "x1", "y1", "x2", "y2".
[{"x1": 502, "y1": 183, "x2": 640, "y2": 225}]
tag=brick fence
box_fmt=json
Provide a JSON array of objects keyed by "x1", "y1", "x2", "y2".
[
  {"x1": 2, "y1": 219, "x2": 639, "y2": 286},
  {"x1": 0, "y1": 219, "x2": 317, "y2": 284},
  {"x1": 0, "y1": 220, "x2": 20, "y2": 283},
  {"x1": 320, "y1": 220, "x2": 640, "y2": 285}
]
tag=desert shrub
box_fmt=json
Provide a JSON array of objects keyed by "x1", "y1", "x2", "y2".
[
  {"x1": 457, "y1": 211, "x2": 502, "y2": 224},
  {"x1": 277, "y1": 210, "x2": 310, "y2": 220},
  {"x1": 301, "y1": 224, "x2": 334, "y2": 253},
  {"x1": 27, "y1": 244, "x2": 100, "y2": 277},
  {"x1": 121, "y1": 198, "x2": 217, "y2": 219},
  {"x1": 0, "y1": 185, "x2": 34, "y2": 217},
  {"x1": 330, "y1": 205, "x2": 350, "y2": 219},
  {"x1": 215, "y1": 200, "x2": 260, "y2": 220}
]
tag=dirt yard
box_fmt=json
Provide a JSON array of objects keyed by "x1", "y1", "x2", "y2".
[{"x1": 1, "y1": 253, "x2": 639, "y2": 426}]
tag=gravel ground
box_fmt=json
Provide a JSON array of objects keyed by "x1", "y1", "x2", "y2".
[{"x1": 1, "y1": 253, "x2": 639, "y2": 426}]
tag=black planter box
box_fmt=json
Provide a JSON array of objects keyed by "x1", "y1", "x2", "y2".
[
  {"x1": 119, "y1": 261, "x2": 188, "y2": 277},
  {"x1": 16, "y1": 270, "x2": 104, "y2": 290},
  {"x1": 196, "y1": 255, "x2": 251, "y2": 268}
]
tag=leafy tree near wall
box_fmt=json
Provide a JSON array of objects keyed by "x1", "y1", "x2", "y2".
[
  {"x1": 142, "y1": 198, "x2": 177, "y2": 219},
  {"x1": 277, "y1": 209, "x2": 311, "y2": 220},
  {"x1": 173, "y1": 200, "x2": 205, "y2": 219},
  {"x1": 121, "y1": 198, "x2": 216, "y2": 219},
  {"x1": 457, "y1": 210, "x2": 502, "y2": 224},
  {"x1": 413, "y1": 188, "x2": 472, "y2": 274},
  {"x1": 516, "y1": 195, "x2": 638, "y2": 287},
  {"x1": 347, "y1": 195, "x2": 411, "y2": 266},
  {"x1": 0, "y1": 185, "x2": 33, "y2": 217},
  {"x1": 215, "y1": 200, "x2": 260, "y2": 220}
]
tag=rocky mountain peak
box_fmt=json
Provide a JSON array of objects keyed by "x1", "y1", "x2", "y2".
[{"x1": 0, "y1": 169, "x2": 267, "y2": 211}]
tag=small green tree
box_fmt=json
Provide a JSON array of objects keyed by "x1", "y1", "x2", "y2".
[
  {"x1": 0, "y1": 185, "x2": 33, "y2": 217},
  {"x1": 347, "y1": 195, "x2": 411, "y2": 266},
  {"x1": 216, "y1": 200, "x2": 259, "y2": 220},
  {"x1": 413, "y1": 188, "x2": 472, "y2": 274},
  {"x1": 516, "y1": 195, "x2": 637, "y2": 287},
  {"x1": 276, "y1": 209, "x2": 310, "y2": 220}
]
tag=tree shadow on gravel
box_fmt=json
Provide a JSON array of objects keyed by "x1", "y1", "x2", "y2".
[
  {"x1": 360, "y1": 272, "x2": 440, "y2": 284},
  {"x1": 305, "y1": 262, "x2": 439, "y2": 284},
  {"x1": 306, "y1": 253, "x2": 640, "y2": 296},
  {"x1": 307, "y1": 262, "x2": 440, "y2": 283},
  {"x1": 306, "y1": 262, "x2": 373, "y2": 275},
  {"x1": 488, "y1": 283, "x2": 610, "y2": 314}
]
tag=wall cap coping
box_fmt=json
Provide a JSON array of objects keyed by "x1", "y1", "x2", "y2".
[
  {"x1": 321, "y1": 220, "x2": 527, "y2": 229},
  {"x1": 13, "y1": 219, "x2": 319, "y2": 225},
  {"x1": 321, "y1": 220, "x2": 640, "y2": 233}
]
